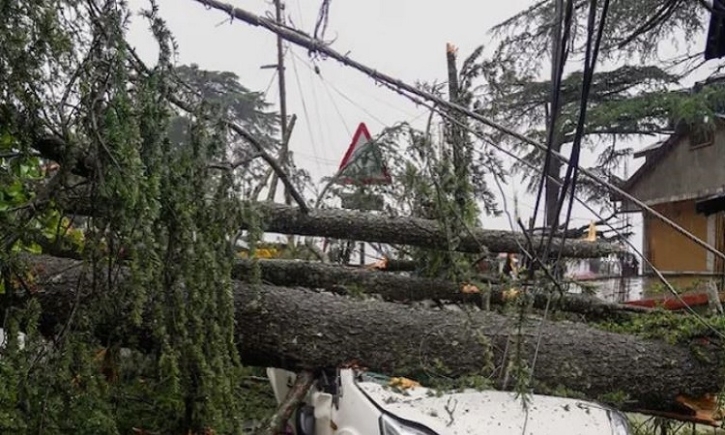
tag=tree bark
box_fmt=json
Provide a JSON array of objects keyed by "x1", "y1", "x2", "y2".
[
  {"x1": 233, "y1": 258, "x2": 493, "y2": 301},
  {"x1": 377, "y1": 258, "x2": 418, "y2": 272},
  {"x1": 23, "y1": 255, "x2": 723, "y2": 414},
  {"x1": 232, "y1": 259, "x2": 651, "y2": 321},
  {"x1": 253, "y1": 202, "x2": 623, "y2": 258},
  {"x1": 63, "y1": 198, "x2": 622, "y2": 258},
  {"x1": 257, "y1": 370, "x2": 313, "y2": 435}
]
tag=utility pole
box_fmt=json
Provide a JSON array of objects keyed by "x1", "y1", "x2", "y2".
[
  {"x1": 266, "y1": 0, "x2": 290, "y2": 204},
  {"x1": 260, "y1": 0, "x2": 298, "y2": 249}
]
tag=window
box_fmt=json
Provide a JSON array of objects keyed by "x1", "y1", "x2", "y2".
[{"x1": 690, "y1": 128, "x2": 714, "y2": 150}]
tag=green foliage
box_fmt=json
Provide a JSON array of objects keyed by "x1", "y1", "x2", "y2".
[
  {"x1": 597, "y1": 309, "x2": 725, "y2": 345},
  {"x1": 472, "y1": 0, "x2": 720, "y2": 215},
  {"x1": 174, "y1": 64, "x2": 278, "y2": 138},
  {"x1": 474, "y1": 60, "x2": 688, "y2": 208},
  {"x1": 0, "y1": 1, "x2": 281, "y2": 433},
  {"x1": 0, "y1": 0, "x2": 96, "y2": 257},
  {"x1": 170, "y1": 64, "x2": 298, "y2": 196},
  {"x1": 488, "y1": 0, "x2": 706, "y2": 69}
]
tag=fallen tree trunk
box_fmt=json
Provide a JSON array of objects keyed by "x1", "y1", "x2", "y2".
[
  {"x1": 233, "y1": 258, "x2": 495, "y2": 300},
  {"x1": 233, "y1": 259, "x2": 651, "y2": 321},
  {"x1": 34, "y1": 113, "x2": 619, "y2": 260},
  {"x1": 24, "y1": 243, "x2": 647, "y2": 321},
  {"x1": 23, "y1": 255, "x2": 723, "y2": 413},
  {"x1": 375, "y1": 258, "x2": 418, "y2": 272},
  {"x1": 252, "y1": 202, "x2": 622, "y2": 258},
  {"x1": 59, "y1": 194, "x2": 621, "y2": 258}
]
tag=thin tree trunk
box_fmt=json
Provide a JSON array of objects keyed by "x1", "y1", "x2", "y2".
[
  {"x1": 252, "y1": 202, "x2": 622, "y2": 258},
  {"x1": 445, "y1": 43, "x2": 469, "y2": 215},
  {"x1": 257, "y1": 370, "x2": 314, "y2": 435},
  {"x1": 60, "y1": 199, "x2": 622, "y2": 258}
]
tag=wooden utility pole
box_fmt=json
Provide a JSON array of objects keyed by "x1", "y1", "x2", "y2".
[
  {"x1": 261, "y1": 0, "x2": 299, "y2": 248},
  {"x1": 266, "y1": 0, "x2": 290, "y2": 203}
]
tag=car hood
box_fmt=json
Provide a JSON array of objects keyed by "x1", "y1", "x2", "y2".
[{"x1": 356, "y1": 381, "x2": 625, "y2": 435}]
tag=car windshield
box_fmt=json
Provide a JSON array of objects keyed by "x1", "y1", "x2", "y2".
[{"x1": 356, "y1": 371, "x2": 391, "y2": 386}]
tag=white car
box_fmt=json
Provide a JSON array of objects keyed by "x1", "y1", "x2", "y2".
[{"x1": 268, "y1": 368, "x2": 631, "y2": 435}]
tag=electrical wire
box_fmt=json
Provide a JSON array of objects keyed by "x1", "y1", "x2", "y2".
[
  {"x1": 313, "y1": 65, "x2": 352, "y2": 136},
  {"x1": 196, "y1": 0, "x2": 725, "y2": 337},
  {"x1": 194, "y1": 0, "x2": 725, "y2": 269},
  {"x1": 312, "y1": 0, "x2": 332, "y2": 42},
  {"x1": 262, "y1": 68, "x2": 279, "y2": 99},
  {"x1": 417, "y1": 93, "x2": 725, "y2": 341},
  {"x1": 288, "y1": 46, "x2": 324, "y2": 176},
  {"x1": 288, "y1": 49, "x2": 418, "y2": 124},
  {"x1": 531, "y1": 0, "x2": 574, "y2": 236},
  {"x1": 548, "y1": 0, "x2": 611, "y2": 270},
  {"x1": 529, "y1": 0, "x2": 614, "y2": 379},
  {"x1": 304, "y1": 54, "x2": 333, "y2": 160}
]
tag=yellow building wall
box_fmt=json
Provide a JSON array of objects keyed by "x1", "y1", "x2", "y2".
[
  {"x1": 645, "y1": 200, "x2": 709, "y2": 273},
  {"x1": 716, "y1": 212, "x2": 725, "y2": 274}
]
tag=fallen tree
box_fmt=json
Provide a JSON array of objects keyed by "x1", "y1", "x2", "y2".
[
  {"x1": 233, "y1": 259, "x2": 652, "y2": 321},
  {"x1": 251, "y1": 202, "x2": 622, "y2": 258},
  {"x1": 23, "y1": 254, "x2": 723, "y2": 414},
  {"x1": 34, "y1": 127, "x2": 621, "y2": 259},
  {"x1": 59, "y1": 194, "x2": 621, "y2": 258},
  {"x1": 29, "y1": 238, "x2": 646, "y2": 322},
  {"x1": 60, "y1": 196, "x2": 622, "y2": 258}
]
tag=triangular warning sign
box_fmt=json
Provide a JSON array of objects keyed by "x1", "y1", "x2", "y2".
[{"x1": 337, "y1": 122, "x2": 392, "y2": 185}]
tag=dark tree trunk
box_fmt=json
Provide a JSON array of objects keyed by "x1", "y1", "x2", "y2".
[
  {"x1": 545, "y1": 144, "x2": 563, "y2": 230},
  {"x1": 253, "y1": 202, "x2": 622, "y2": 258},
  {"x1": 377, "y1": 259, "x2": 418, "y2": 272},
  {"x1": 22, "y1": 255, "x2": 723, "y2": 414},
  {"x1": 232, "y1": 259, "x2": 651, "y2": 321}
]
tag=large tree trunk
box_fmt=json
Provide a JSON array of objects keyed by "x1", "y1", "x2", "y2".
[
  {"x1": 23, "y1": 255, "x2": 723, "y2": 414},
  {"x1": 232, "y1": 259, "x2": 651, "y2": 321},
  {"x1": 253, "y1": 202, "x2": 622, "y2": 258}
]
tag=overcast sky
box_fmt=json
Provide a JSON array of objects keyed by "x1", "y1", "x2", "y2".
[{"x1": 121, "y1": 0, "x2": 717, "y2": 259}]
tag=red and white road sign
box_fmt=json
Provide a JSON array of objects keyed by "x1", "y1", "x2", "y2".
[{"x1": 337, "y1": 122, "x2": 391, "y2": 185}]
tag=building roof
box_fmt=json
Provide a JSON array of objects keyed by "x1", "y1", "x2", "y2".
[
  {"x1": 622, "y1": 113, "x2": 725, "y2": 194},
  {"x1": 632, "y1": 139, "x2": 666, "y2": 158},
  {"x1": 620, "y1": 132, "x2": 684, "y2": 193}
]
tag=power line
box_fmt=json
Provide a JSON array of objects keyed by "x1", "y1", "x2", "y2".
[
  {"x1": 288, "y1": 46, "x2": 323, "y2": 177},
  {"x1": 424, "y1": 95, "x2": 725, "y2": 341},
  {"x1": 531, "y1": 0, "x2": 572, "y2": 232},
  {"x1": 288, "y1": 49, "x2": 391, "y2": 127},
  {"x1": 191, "y1": 0, "x2": 725, "y2": 266},
  {"x1": 550, "y1": 0, "x2": 611, "y2": 269}
]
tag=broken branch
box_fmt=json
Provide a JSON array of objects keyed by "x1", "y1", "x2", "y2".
[{"x1": 257, "y1": 370, "x2": 314, "y2": 435}]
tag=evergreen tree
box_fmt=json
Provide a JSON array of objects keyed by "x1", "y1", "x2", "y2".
[
  {"x1": 471, "y1": 0, "x2": 722, "y2": 220},
  {"x1": 0, "y1": 2, "x2": 280, "y2": 432}
]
